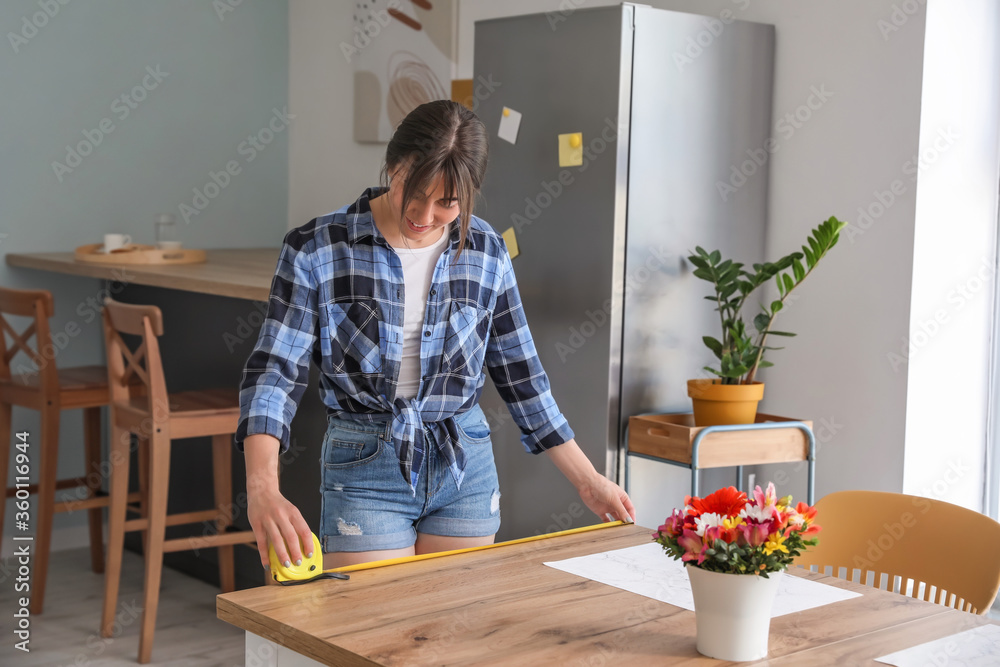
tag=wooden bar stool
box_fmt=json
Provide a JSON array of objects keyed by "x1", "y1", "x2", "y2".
[
  {"x1": 0, "y1": 286, "x2": 132, "y2": 615},
  {"x1": 100, "y1": 297, "x2": 256, "y2": 664}
]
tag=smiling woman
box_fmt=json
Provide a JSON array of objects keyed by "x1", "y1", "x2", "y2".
[{"x1": 236, "y1": 99, "x2": 634, "y2": 576}]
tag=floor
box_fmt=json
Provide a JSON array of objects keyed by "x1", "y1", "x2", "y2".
[{"x1": 0, "y1": 547, "x2": 246, "y2": 666}]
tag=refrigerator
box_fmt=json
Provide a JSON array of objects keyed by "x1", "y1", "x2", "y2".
[{"x1": 472, "y1": 3, "x2": 775, "y2": 541}]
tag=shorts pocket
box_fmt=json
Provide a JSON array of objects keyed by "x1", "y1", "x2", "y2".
[
  {"x1": 454, "y1": 408, "x2": 492, "y2": 445},
  {"x1": 323, "y1": 431, "x2": 382, "y2": 469}
]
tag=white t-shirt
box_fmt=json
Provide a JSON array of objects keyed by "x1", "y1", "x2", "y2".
[{"x1": 395, "y1": 229, "x2": 451, "y2": 399}]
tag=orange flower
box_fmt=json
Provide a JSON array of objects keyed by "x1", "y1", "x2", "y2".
[
  {"x1": 794, "y1": 501, "x2": 822, "y2": 537},
  {"x1": 689, "y1": 486, "x2": 748, "y2": 518}
]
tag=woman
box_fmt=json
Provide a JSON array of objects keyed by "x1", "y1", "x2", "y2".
[{"x1": 238, "y1": 100, "x2": 635, "y2": 573}]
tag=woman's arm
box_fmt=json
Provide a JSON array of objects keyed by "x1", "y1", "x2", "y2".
[
  {"x1": 244, "y1": 434, "x2": 315, "y2": 570},
  {"x1": 544, "y1": 438, "x2": 636, "y2": 524}
]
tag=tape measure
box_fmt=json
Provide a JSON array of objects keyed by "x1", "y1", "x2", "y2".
[{"x1": 267, "y1": 520, "x2": 628, "y2": 585}]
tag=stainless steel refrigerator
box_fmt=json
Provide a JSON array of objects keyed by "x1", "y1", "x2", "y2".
[{"x1": 473, "y1": 3, "x2": 774, "y2": 540}]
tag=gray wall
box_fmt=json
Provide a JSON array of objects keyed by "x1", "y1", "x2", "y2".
[{"x1": 1, "y1": 0, "x2": 288, "y2": 584}]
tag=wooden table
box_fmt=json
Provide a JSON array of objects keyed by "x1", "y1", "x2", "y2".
[
  {"x1": 216, "y1": 523, "x2": 998, "y2": 665},
  {"x1": 6, "y1": 248, "x2": 279, "y2": 301}
]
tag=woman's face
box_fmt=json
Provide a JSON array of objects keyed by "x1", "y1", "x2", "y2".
[{"x1": 386, "y1": 168, "x2": 460, "y2": 244}]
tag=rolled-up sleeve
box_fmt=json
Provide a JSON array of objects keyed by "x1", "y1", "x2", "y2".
[
  {"x1": 484, "y1": 249, "x2": 575, "y2": 454},
  {"x1": 235, "y1": 229, "x2": 318, "y2": 453}
]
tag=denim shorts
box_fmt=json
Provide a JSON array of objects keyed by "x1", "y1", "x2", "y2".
[{"x1": 319, "y1": 404, "x2": 501, "y2": 553}]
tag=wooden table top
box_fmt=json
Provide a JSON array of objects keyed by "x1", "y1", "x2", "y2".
[
  {"x1": 6, "y1": 248, "x2": 279, "y2": 301},
  {"x1": 216, "y1": 523, "x2": 997, "y2": 666}
]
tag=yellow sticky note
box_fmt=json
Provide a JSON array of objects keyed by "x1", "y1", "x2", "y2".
[
  {"x1": 502, "y1": 227, "x2": 520, "y2": 259},
  {"x1": 558, "y1": 132, "x2": 583, "y2": 167}
]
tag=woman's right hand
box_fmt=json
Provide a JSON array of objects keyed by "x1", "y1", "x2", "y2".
[
  {"x1": 247, "y1": 487, "x2": 314, "y2": 570},
  {"x1": 242, "y1": 433, "x2": 315, "y2": 571}
]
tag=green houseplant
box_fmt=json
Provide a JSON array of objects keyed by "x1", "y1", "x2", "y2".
[{"x1": 686, "y1": 216, "x2": 846, "y2": 425}]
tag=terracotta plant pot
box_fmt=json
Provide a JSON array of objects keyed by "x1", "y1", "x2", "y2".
[{"x1": 687, "y1": 379, "x2": 765, "y2": 426}]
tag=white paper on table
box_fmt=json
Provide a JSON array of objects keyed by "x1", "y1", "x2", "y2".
[
  {"x1": 875, "y1": 624, "x2": 1000, "y2": 666},
  {"x1": 498, "y1": 107, "x2": 522, "y2": 144},
  {"x1": 544, "y1": 543, "x2": 860, "y2": 617}
]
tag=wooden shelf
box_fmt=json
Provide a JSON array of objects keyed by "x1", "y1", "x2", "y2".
[
  {"x1": 624, "y1": 413, "x2": 817, "y2": 503},
  {"x1": 628, "y1": 413, "x2": 813, "y2": 468}
]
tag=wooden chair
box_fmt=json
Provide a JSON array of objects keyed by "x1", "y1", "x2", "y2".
[
  {"x1": 795, "y1": 490, "x2": 1000, "y2": 615},
  {"x1": 0, "y1": 286, "x2": 130, "y2": 615},
  {"x1": 100, "y1": 297, "x2": 256, "y2": 664}
]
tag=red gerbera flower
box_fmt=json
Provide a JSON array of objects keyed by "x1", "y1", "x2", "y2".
[{"x1": 689, "y1": 486, "x2": 748, "y2": 518}]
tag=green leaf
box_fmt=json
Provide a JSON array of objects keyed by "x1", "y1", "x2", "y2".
[
  {"x1": 775, "y1": 274, "x2": 785, "y2": 297},
  {"x1": 792, "y1": 258, "x2": 805, "y2": 282},
  {"x1": 768, "y1": 331, "x2": 797, "y2": 337},
  {"x1": 692, "y1": 267, "x2": 714, "y2": 281},
  {"x1": 757, "y1": 360, "x2": 774, "y2": 368},
  {"x1": 770, "y1": 300, "x2": 783, "y2": 314},
  {"x1": 782, "y1": 273, "x2": 794, "y2": 293},
  {"x1": 802, "y1": 245, "x2": 815, "y2": 267},
  {"x1": 709, "y1": 249, "x2": 721, "y2": 264},
  {"x1": 809, "y1": 235, "x2": 821, "y2": 257},
  {"x1": 703, "y1": 336, "x2": 723, "y2": 358},
  {"x1": 688, "y1": 255, "x2": 709, "y2": 270},
  {"x1": 753, "y1": 313, "x2": 770, "y2": 333}
]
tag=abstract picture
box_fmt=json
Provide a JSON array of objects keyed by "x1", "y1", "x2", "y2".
[{"x1": 352, "y1": 0, "x2": 456, "y2": 143}]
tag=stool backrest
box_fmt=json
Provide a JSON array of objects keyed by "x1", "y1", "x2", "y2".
[
  {"x1": 101, "y1": 298, "x2": 168, "y2": 425},
  {"x1": 795, "y1": 490, "x2": 1000, "y2": 614},
  {"x1": 0, "y1": 287, "x2": 59, "y2": 393}
]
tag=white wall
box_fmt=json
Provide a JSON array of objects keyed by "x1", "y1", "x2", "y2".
[
  {"x1": 289, "y1": 2, "x2": 994, "y2": 523},
  {"x1": 288, "y1": 0, "x2": 387, "y2": 228},
  {"x1": 902, "y1": 0, "x2": 1000, "y2": 511},
  {"x1": 1, "y1": 0, "x2": 288, "y2": 556}
]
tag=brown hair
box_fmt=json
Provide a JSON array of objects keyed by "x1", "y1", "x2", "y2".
[{"x1": 379, "y1": 100, "x2": 488, "y2": 258}]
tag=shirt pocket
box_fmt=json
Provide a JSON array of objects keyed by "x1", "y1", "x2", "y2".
[
  {"x1": 442, "y1": 302, "x2": 491, "y2": 375},
  {"x1": 323, "y1": 299, "x2": 383, "y2": 376}
]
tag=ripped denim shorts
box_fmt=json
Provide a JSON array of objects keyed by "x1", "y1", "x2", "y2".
[{"x1": 319, "y1": 404, "x2": 501, "y2": 553}]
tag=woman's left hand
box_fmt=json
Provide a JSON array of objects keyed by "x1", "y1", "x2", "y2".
[
  {"x1": 545, "y1": 438, "x2": 637, "y2": 524},
  {"x1": 576, "y1": 472, "x2": 636, "y2": 524}
]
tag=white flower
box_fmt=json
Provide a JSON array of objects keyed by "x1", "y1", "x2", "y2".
[
  {"x1": 694, "y1": 512, "x2": 724, "y2": 536},
  {"x1": 740, "y1": 504, "x2": 775, "y2": 523}
]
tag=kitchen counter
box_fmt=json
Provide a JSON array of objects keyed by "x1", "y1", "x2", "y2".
[{"x1": 6, "y1": 248, "x2": 279, "y2": 301}]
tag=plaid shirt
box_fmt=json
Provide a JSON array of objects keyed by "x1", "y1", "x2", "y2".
[{"x1": 236, "y1": 187, "x2": 574, "y2": 492}]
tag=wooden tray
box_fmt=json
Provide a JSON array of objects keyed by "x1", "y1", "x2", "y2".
[
  {"x1": 74, "y1": 243, "x2": 206, "y2": 265},
  {"x1": 628, "y1": 413, "x2": 813, "y2": 468}
]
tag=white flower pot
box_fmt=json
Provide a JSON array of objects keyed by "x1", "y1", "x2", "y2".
[{"x1": 686, "y1": 565, "x2": 783, "y2": 661}]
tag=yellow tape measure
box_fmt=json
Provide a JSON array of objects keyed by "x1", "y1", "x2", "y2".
[{"x1": 267, "y1": 520, "x2": 628, "y2": 584}]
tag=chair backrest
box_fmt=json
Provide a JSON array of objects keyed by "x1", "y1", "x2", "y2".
[
  {"x1": 101, "y1": 298, "x2": 168, "y2": 424},
  {"x1": 795, "y1": 490, "x2": 1000, "y2": 614},
  {"x1": 0, "y1": 286, "x2": 59, "y2": 392}
]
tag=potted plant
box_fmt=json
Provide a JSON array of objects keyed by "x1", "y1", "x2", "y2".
[
  {"x1": 653, "y1": 483, "x2": 821, "y2": 661},
  {"x1": 686, "y1": 216, "x2": 847, "y2": 426}
]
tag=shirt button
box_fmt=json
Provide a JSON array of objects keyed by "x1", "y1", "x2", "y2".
[
  {"x1": 424, "y1": 330, "x2": 431, "y2": 337},
  {"x1": 430, "y1": 289, "x2": 436, "y2": 296}
]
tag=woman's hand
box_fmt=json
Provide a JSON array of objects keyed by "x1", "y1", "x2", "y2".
[
  {"x1": 247, "y1": 487, "x2": 314, "y2": 570},
  {"x1": 576, "y1": 473, "x2": 636, "y2": 524},
  {"x1": 545, "y1": 438, "x2": 636, "y2": 524},
  {"x1": 243, "y1": 434, "x2": 315, "y2": 571}
]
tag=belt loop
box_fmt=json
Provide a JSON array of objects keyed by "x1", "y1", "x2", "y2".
[{"x1": 383, "y1": 419, "x2": 392, "y2": 441}]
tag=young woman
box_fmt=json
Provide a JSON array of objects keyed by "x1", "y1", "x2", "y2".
[{"x1": 237, "y1": 100, "x2": 635, "y2": 573}]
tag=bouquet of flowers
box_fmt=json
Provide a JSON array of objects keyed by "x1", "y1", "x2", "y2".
[{"x1": 652, "y1": 483, "x2": 820, "y2": 577}]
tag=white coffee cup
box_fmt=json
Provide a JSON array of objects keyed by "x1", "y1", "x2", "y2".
[{"x1": 104, "y1": 233, "x2": 132, "y2": 252}]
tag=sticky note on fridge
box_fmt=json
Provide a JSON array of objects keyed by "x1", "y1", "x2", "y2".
[
  {"x1": 558, "y1": 132, "x2": 584, "y2": 167},
  {"x1": 498, "y1": 107, "x2": 522, "y2": 144},
  {"x1": 502, "y1": 227, "x2": 520, "y2": 259}
]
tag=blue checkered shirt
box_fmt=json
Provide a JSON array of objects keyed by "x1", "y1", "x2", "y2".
[{"x1": 236, "y1": 187, "x2": 574, "y2": 492}]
